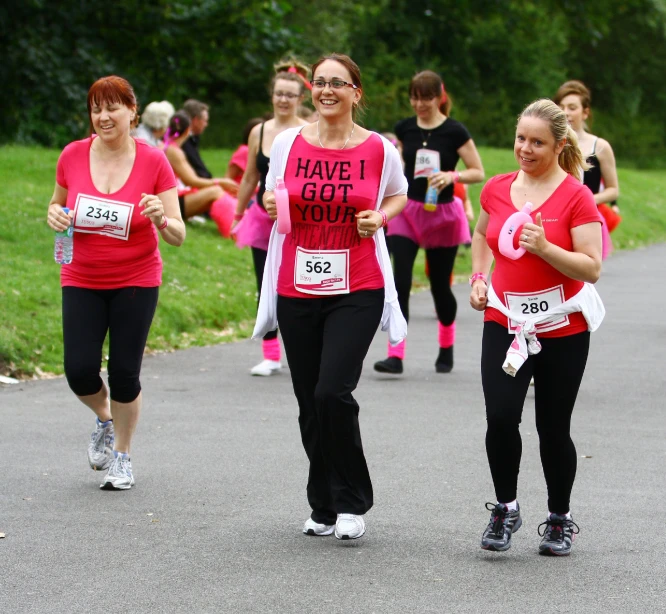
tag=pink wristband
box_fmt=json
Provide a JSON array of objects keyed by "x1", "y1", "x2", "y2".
[
  {"x1": 469, "y1": 272, "x2": 487, "y2": 286},
  {"x1": 379, "y1": 209, "x2": 388, "y2": 228},
  {"x1": 452, "y1": 171, "x2": 460, "y2": 183},
  {"x1": 157, "y1": 216, "x2": 168, "y2": 231},
  {"x1": 234, "y1": 213, "x2": 244, "y2": 221}
]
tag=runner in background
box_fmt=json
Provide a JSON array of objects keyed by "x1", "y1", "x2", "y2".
[
  {"x1": 254, "y1": 54, "x2": 407, "y2": 541},
  {"x1": 374, "y1": 70, "x2": 484, "y2": 375},
  {"x1": 232, "y1": 58, "x2": 310, "y2": 376},
  {"x1": 554, "y1": 80, "x2": 620, "y2": 259},
  {"x1": 46, "y1": 76, "x2": 186, "y2": 490},
  {"x1": 470, "y1": 98, "x2": 603, "y2": 556}
]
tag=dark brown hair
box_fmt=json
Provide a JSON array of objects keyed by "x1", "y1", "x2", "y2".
[{"x1": 409, "y1": 70, "x2": 451, "y2": 115}]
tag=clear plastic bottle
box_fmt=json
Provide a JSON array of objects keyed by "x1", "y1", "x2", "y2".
[
  {"x1": 424, "y1": 169, "x2": 439, "y2": 212},
  {"x1": 54, "y1": 207, "x2": 74, "y2": 265}
]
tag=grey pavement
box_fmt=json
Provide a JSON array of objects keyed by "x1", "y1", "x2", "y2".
[{"x1": 2, "y1": 245, "x2": 665, "y2": 614}]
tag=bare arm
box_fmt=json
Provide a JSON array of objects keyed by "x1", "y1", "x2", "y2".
[
  {"x1": 234, "y1": 126, "x2": 262, "y2": 220},
  {"x1": 430, "y1": 139, "x2": 485, "y2": 190},
  {"x1": 140, "y1": 188, "x2": 186, "y2": 247},
  {"x1": 522, "y1": 214, "x2": 602, "y2": 283},
  {"x1": 469, "y1": 209, "x2": 493, "y2": 310},
  {"x1": 595, "y1": 139, "x2": 619, "y2": 205}
]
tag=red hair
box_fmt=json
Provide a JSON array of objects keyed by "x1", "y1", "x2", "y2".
[{"x1": 86, "y1": 76, "x2": 139, "y2": 133}]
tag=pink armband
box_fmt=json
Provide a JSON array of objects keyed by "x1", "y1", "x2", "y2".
[
  {"x1": 452, "y1": 171, "x2": 460, "y2": 183},
  {"x1": 469, "y1": 272, "x2": 487, "y2": 286},
  {"x1": 157, "y1": 217, "x2": 168, "y2": 231},
  {"x1": 379, "y1": 209, "x2": 388, "y2": 228}
]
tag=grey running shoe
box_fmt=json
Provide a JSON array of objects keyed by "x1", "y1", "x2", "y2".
[
  {"x1": 87, "y1": 419, "x2": 114, "y2": 471},
  {"x1": 538, "y1": 514, "x2": 579, "y2": 556},
  {"x1": 100, "y1": 452, "x2": 135, "y2": 490},
  {"x1": 481, "y1": 502, "x2": 522, "y2": 551},
  {"x1": 303, "y1": 518, "x2": 335, "y2": 536}
]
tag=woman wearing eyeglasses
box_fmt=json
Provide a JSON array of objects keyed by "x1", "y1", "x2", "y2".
[
  {"x1": 255, "y1": 54, "x2": 407, "y2": 541},
  {"x1": 233, "y1": 59, "x2": 310, "y2": 376},
  {"x1": 374, "y1": 70, "x2": 484, "y2": 375}
]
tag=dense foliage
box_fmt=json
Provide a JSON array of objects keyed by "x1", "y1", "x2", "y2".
[{"x1": 3, "y1": 0, "x2": 666, "y2": 166}]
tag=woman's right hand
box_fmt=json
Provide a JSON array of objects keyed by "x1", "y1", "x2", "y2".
[
  {"x1": 47, "y1": 204, "x2": 73, "y2": 232},
  {"x1": 264, "y1": 191, "x2": 277, "y2": 221},
  {"x1": 469, "y1": 280, "x2": 488, "y2": 311}
]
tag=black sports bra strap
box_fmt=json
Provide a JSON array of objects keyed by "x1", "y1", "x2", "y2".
[{"x1": 259, "y1": 122, "x2": 265, "y2": 149}]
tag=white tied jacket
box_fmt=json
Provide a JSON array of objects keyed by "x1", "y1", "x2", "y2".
[
  {"x1": 252, "y1": 127, "x2": 409, "y2": 344},
  {"x1": 487, "y1": 282, "x2": 605, "y2": 377}
]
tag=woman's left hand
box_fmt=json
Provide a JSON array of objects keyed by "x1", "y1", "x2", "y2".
[
  {"x1": 140, "y1": 193, "x2": 166, "y2": 227},
  {"x1": 356, "y1": 210, "x2": 383, "y2": 239},
  {"x1": 519, "y1": 213, "x2": 549, "y2": 255}
]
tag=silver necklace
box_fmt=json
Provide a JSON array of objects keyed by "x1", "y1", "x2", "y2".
[{"x1": 317, "y1": 121, "x2": 355, "y2": 150}]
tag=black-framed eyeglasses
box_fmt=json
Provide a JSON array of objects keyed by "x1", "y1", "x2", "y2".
[{"x1": 310, "y1": 79, "x2": 358, "y2": 90}]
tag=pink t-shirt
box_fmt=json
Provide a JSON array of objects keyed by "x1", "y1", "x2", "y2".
[
  {"x1": 56, "y1": 137, "x2": 176, "y2": 289},
  {"x1": 481, "y1": 172, "x2": 601, "y2": 338},
  {"x1": 229, "y1": 145, "x2": 249, "y2": 183},
  {"x1": 277, "y1": 133, "x2": 385, "y2": 298}
]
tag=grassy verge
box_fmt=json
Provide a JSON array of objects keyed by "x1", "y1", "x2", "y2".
[{"x1": 2, "y1": 145, "x2": 665, "y2": 378}]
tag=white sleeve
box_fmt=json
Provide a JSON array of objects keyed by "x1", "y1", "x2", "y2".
[
  {"x1": 265, "y1": 127, "x2": 302, "y2": 193},
  {"x1": 382, "y1": 143, "x2": 408, "y2": 198}
]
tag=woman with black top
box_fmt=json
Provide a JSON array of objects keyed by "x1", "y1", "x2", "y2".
[
  {"x1": 554, "y1": 80, "x2": 619, "y2": 259},
  {"x1": 374, "y1": 71, "x2": 484, "y2": 375},
  {"x1": 232, "y1": 59, "x2": 310, "y2": 376}
]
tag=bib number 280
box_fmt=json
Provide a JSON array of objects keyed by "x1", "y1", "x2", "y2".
[{"x1": 521, "y1": 300, "x2": 549, "y2": 315}]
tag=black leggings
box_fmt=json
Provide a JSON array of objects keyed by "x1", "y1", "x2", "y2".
[
  {"x1": 251, "y1": 247, "x2": 278, "y2": 342},
  {"x1": 481, "y1": 321, "x2": 590, "y2": 514},
  {"x1": 388, "y1": 235, "x2": 458, "y2": 325},
  {"x1": 62, "y1": 286, "x2": 159, "y2": 404},
  {"x1": 277, "y1": 289, "x2": 384, "y2": 525}
]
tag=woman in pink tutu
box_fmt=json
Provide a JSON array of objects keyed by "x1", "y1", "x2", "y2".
[
  {"x1": 554, "y1": 80, "x2": 619, "y2": 260},
  {"x1": 232, "y1": 59, "x2": 310, "y2": 376},
  {"x1": 374, "y1": 70, "x2": 484, "y2": 375}
]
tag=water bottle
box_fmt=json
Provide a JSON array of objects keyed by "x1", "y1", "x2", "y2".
[
  {"x1": 275, "y1": 176, "x2": 291, "y2": 234},
  {"x1": 424, "y1": 169, "x2": 439, "y2": 212},
  {"x1": 54, "y1": 207, "x2": 74, "y2": 265}
]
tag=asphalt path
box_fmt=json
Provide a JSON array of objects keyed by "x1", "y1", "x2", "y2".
[{"x1": 2, "y1": 244, "x2": 665, "y2": 613}]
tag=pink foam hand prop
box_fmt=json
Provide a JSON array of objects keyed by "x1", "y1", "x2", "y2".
[
  {"x1": 275, "y1": 176, "x2": 291, "y2": 234},
  {"x1": 498, "y1": 202, "x2": 533, "y2": 260}
]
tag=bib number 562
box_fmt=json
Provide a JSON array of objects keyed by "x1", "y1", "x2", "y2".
[{"x1": 305, "y1": 261, "x2": 331, "y2": 274}]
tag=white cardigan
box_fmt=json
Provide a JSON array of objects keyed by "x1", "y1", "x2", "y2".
[
  {"x1": 252, "y1": 127, "x2": 409, "y2": 344},
  {"x1": 487, "y1": 282, "x2": 605, "y2": 376}
]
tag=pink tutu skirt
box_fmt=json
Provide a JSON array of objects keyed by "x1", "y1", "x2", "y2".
[
  {"x1": 232, "y1": 201, "x2": 274, "y2": 251},
  {"x1": 386, "y1": 197, "x2": 471, "y2": 249}
]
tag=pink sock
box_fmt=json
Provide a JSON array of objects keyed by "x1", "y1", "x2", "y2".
[
  {"x1": 438, "y1": 322, "x2": 455, "y2": 348},
  {"x1": 262, "y1": 338, "x2": 281, "y2": 361},
  {"x1": 387, "y1": 339, "x2": 405, "y2": 359}
]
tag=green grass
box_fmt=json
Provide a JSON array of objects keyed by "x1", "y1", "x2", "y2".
[{"x1": 2, "y1": 145, "x2": 665, "y2": 378}]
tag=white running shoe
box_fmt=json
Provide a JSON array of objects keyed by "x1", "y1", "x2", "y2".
[
  {"x1": 250, "y1": 359, "x2": 282, "y2": 376},
  {"x1": 335, "y1": 514, "x2": 365, "y2": 540},
  {"x1": 303, "y1": 518, "x2": 335, "y2": 536},
  {"x1": 87, "y1": 419, "x2": 114, "y2": 471},
  {"x1": 100, "y1": 452, "x2": 135, "y2": 490}
]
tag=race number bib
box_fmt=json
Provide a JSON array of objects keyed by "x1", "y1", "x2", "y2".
[
  {"x1": 294, "y1": 247, "x2": 349, "y2": 295},
  {"x1": 505, "y1": 285, "x2": 569, "y2": 333},
  {"x1": 414, "y1": 148, "x2": 441, "y2": 180},
  {"x1": 73, "y1": 194, "x2": 134, "y2": 240}
]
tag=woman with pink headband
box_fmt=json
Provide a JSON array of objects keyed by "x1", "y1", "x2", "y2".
[
  {"x1": 374, "y1": 70, "x2": 484, "y2": 375},
  {"x1": 232, "y1": 58, "x2": 310, "y2": 376}
]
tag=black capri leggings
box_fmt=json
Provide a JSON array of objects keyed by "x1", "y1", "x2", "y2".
[
  {"x1": 481, "y1": 321, "x2": 590, "y2": 514},
  {"x1": 251, "y1": 247, "x2": 278, "y2": 342},
  {"x1": 388, "y1": 235, "x2": 458, "y2": 325},
  {"x1": 62, "y1": 286, "x2": 159, "y2": 404}
]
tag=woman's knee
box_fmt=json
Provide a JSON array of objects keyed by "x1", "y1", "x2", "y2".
[
  {"x1": 108, "y1": 370, "x2": 141, "y2": 404},
  {"x1": 64, "y1": 360, "x2": 103, "y2": 397}
]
